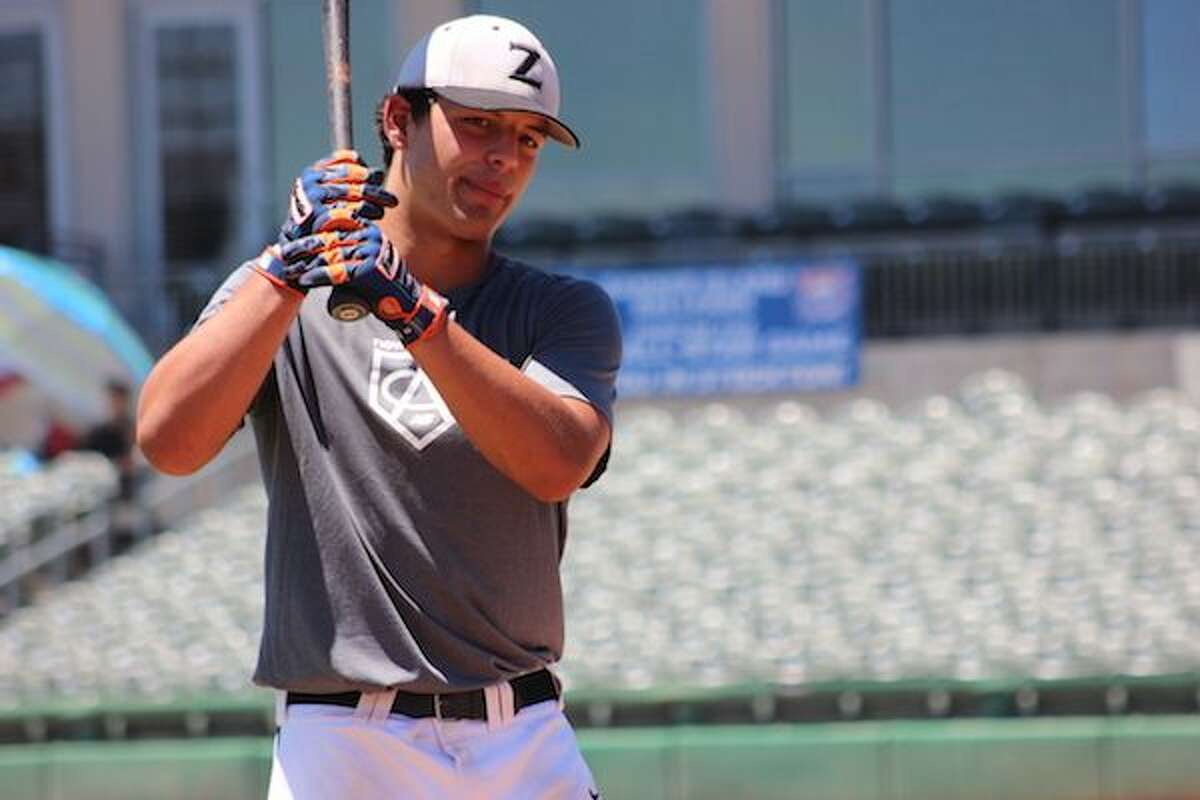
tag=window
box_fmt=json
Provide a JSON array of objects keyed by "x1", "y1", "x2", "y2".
[
  {"x1": 777, "y1": 0, "x2": 877, "y2": 200},
  {"x1": 0, "y1": 30, "x2": 48, "y2": 252},
  {"x1": 156, "y1": 24, "x2": 239, "y2": 264},
  {"x1": 1142, "y1": 0, "x2": 1200, "y2": 155},
  {"x1": 134, "y1": 1, "x2": 265, "y2": 342},
  {"x1": 888, "y1": 0, "x2": 1126, "y2": 196},
  {"x1": 776, "y1": 0, "x2": 1147, "y2": 201}
]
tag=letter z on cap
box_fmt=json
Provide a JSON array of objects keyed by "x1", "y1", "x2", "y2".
[{"x1": 394, "y1": 14, "x2": 580, "y2": 148}]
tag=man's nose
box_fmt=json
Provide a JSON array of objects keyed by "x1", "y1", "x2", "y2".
[{"x1": 486, "y1": 131, "x2": 520, "y2": 171}]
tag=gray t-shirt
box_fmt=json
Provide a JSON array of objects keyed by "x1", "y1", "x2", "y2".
[{"x1": 198, "y1": 253, "x2": 621, "y2": 693}]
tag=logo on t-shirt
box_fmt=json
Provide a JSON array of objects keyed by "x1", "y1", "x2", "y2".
[{"x1": 367, "y1": 339, "x2": 455, "y2": 450}]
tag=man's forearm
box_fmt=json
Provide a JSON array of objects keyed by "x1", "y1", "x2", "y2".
[
  {"x1": 137, "y1": 274, "x2": 303, "y2": 475},
  {"x1": 409, "y1": 322, "x2": 610, "y2": 502}
]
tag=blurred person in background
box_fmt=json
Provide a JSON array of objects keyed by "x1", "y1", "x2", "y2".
[{"x1": 75, "y1": 380, "x2": 137, "y2": 499}]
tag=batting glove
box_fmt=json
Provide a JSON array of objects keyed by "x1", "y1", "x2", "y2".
[
  {"x1": 284, "y1": 149, "x2": 397, "y2": 239},
  {"x1": 255, "y1": 150, "x2": 398, "y2": 296},
  {"x1": 279, "y1": 226, "x2": 449, "y2": 346},
  {"x1": 252, "y1": 241, "x2": 307, "y2": 297}
]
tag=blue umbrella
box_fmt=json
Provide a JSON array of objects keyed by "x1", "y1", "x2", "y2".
[{"x1": 0, "y1": 245, "x2": 153, "y2": 433}]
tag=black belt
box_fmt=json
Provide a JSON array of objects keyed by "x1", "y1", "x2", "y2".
[{"x1": 285, "y1": 669, "x2": 559, "y2": 722}]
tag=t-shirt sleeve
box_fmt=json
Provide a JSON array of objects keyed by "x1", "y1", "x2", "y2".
[
  {"x1": 195, "y1": 260, "x2": 258, "y2": 328},
  {"x1": 523, "y1": 276, "x2": 622, "y2": 425}
]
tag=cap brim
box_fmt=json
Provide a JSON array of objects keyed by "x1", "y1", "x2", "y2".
[{"x1": 428, "y1": 86, "x2": 581, "y2": 149}]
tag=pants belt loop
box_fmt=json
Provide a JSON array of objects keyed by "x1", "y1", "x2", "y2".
[
  {"x1": 500, "y1": 680, "x2": 516, "y2": 722},
  {"x1": 274, "y1": 690, "x2": 288, "y2": 728},
  {"x1": 483, "y1": 681, "x2": 516, "y2": 732},
  {"x1": 370, "y1": 688, "x2": 397, "y2": 722},
  {"x1": 354, "y1": 691, "x2": 379, "y2": 721}
]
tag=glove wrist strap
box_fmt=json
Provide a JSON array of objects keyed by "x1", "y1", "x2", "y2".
[
  {"x1": 381, "y1": 285, "x2": 449, "y2": 346},
  {"x1": 252, "y1": 245, "x2": 305, "y2": 299}
]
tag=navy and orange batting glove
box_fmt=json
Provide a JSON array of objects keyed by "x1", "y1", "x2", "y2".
[
  {"x1": 252, "y1": 242, "x2": 306, "y2": 297},
  {"x1": 284, "y1": 150, "x2": 397, "y2": 239},
  {"x1": 278, "y1": 225, "x2": 449, "y2": 346},
  {"x1": 256, "y1": 150, "x2": 398, "y2": 295}
]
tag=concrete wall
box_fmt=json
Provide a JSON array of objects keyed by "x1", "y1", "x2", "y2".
[
  {"x1": 58, "y1": 0, "x2": 134, "y2": 315},
  {"x1": 822, "y1": 328, "x2": 1200, "y2": 410}
]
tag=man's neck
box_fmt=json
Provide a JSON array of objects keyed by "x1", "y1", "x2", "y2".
[{"x1": 379, "y1": 205, "x2": 493, "y2": 295}]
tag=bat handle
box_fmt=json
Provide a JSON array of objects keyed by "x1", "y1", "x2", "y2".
[
  {"x1": 327, "y1": 286, "x2": 370, "y2": 321},
  {"x1": 322, "y1": 0, "x2": 364, "y2": 323}
]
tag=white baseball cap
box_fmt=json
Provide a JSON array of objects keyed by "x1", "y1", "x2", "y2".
[{"x1": 394, "y1": 14, "x2": 580, "y2": 148}]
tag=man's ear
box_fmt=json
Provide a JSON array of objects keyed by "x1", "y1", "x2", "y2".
[{"x1": 382, "y1": 94, "x2": 412, "y2": 152}]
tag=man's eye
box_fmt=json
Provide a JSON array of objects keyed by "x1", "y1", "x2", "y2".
[
  {"x1": 521, "y1": 135, "x2": 543, "y2": 150},
  {"x1": 464, "y1": 117, "x2": 491, "y2": 129}
]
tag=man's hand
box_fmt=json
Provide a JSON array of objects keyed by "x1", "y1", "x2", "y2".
[
  {"x1": 254, "y1": 150, "x2": 397, "y2": 296},
  {"x1": 280, "y1": 226, "x2": 449, "y2": 346},
  {"x1": 286, "y1": 149, "x2": 396, "y2": 238}
]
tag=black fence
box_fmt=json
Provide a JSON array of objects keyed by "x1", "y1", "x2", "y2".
[{"x1": 863, "y1": 235, "x2": 1200, "y2": 337}]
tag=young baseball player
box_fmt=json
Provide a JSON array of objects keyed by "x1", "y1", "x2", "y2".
[{"x1": 137, "y1": 15, "x2": 619, "y2": 799}]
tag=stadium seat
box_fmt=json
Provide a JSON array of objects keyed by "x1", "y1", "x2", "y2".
[
  {"x1": 648, "y1": 207, "x2": 741, "y2": 240},
  {"x1": 1064, "y1": 184, "x2": 1147, "y2": 224},
  {"x1": 574, "y1": 213, "x2": 654, "y2": 246},
  {"x1": 903, "y1": 194, "x2": 985, "y2": 230},
  {"x1": 829, "y1": 197, "x2": 908, "y2": 233},
  {"x1": 2, "y1": 373, "x2": 1199, "y2": 704},
  {"x1": 0, "y1": 452, "x2": 118, "y2": 561},
  {"x1": 1143, "y1": 182, "x2": 1200, "y2": 220},
  {"x1": 982, "y1": 191, "x2": 1067, "y2": 228},
  {"x1": 739, "y1": 203, "x2": 835, "y2": 239},
  {"x1": 493, "y1": 216, "x2": 578, "y2": 249}
]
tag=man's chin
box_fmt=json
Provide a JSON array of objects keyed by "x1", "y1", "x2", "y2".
[{"x1": 452, "y1": 205, "x2": 509, "y2": 240}]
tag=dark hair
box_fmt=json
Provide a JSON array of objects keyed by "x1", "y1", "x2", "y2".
[{"x1": 376, "y1": 88, "x2": 436, "y2": 167}]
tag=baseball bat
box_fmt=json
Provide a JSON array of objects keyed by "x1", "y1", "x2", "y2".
[{"x1": 321, "y1": 0, "x2": 371, "y2": 322}]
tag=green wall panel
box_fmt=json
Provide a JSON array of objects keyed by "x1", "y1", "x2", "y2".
[
  {"x1": 0, "y1": 739, "x2": 270, "y2": 800},
  {"x1": 892, "y1": 720, "x2": 1105, "y2": 800},
  {"x1": 3, "y1": 718, "x2": 1200, "y2": 799},
  {"x1": 578, "y1": 727, "x2": 675, "y2": 800},
  {"x1": 671, "y1": 724, "x2": 888, "y2": 800},
  {"x1": 1108, "y1": 717, "x2": 1200, "y2": 799}
]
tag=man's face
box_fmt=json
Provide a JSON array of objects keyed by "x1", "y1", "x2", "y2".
[{"x1": 398, "y1": 96, "x2": 548, "y2": 240}]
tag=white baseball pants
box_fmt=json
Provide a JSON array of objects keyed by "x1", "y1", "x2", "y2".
[{"x1": 267, "y1": 689, "x2": 601, "y2": 799}]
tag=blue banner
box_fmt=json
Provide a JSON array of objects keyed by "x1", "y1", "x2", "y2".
[{"x1": 580, "y1": 260, "x2": 861, "y2": 397}]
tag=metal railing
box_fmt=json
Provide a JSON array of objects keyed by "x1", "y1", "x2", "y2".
[
  {"x1": 0, "y1": 432, "x2": 258, "y2": 616},
  {"x1": 862, "y1": 234, "x2": 1200, "y2": 337}
]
